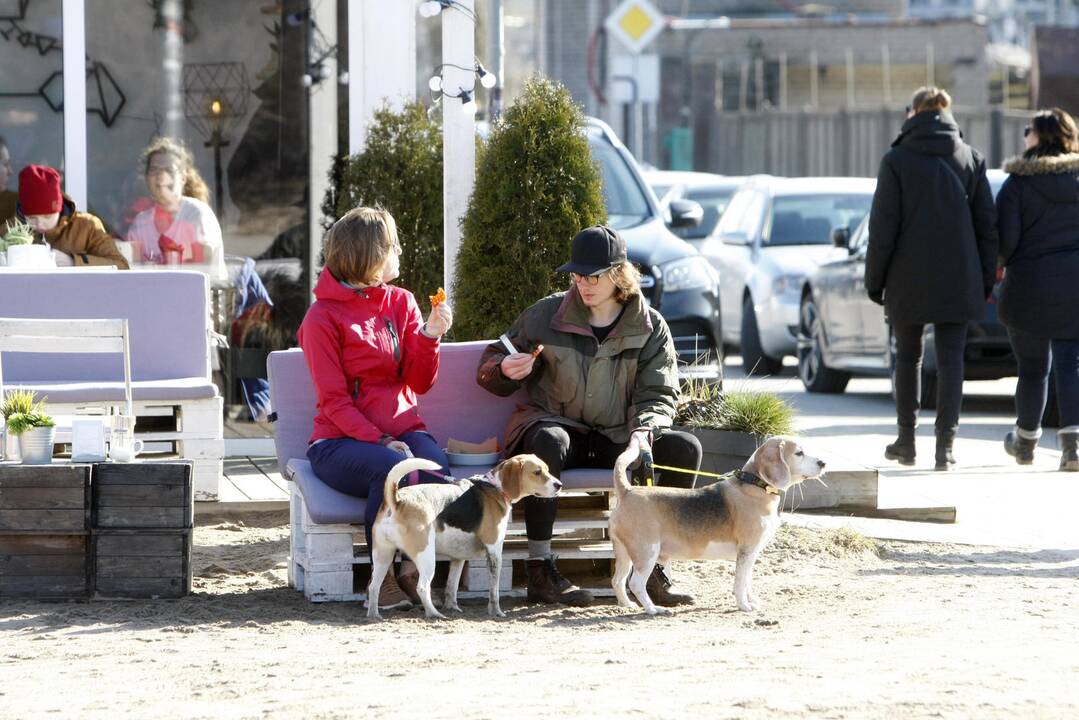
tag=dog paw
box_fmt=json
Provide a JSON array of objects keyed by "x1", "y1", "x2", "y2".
[
  {"x1": 444, "y1": 603, "x2": 463, "y2": 614},
  {"x1": 425, "y1": 610, "x2": 448, "y2": 620},
  {"x1": 489, "y1": 608, "x2": 507, "y2": 619},
  {"x1": 736, "y1": 601, "x2": 754, "y2": 612},
  {"x1": 645, "y1": 606, "x2": 673, "y2": 616}
]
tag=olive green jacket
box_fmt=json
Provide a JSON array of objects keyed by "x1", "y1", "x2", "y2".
[{"x1": 477, "y1": 287, "x2": 679, "y2": 452}]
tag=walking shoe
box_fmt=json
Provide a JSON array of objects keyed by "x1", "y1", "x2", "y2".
[
  {"x1": 396, "y1": 560, "x2": 422, "y2": 605},
  {"x1": 1003, "y1": 427, "x2": 1039, "y2": 466},
  {"x1": 934, "y1": 432, "x2": 956, "y2": 471},
  {"x1": 645, "y1": 564, "x2": 694, "y2": 606},
  {"x1": 1058, "y1": 426, "x2": 1079, "y2": 472},
  {"x1": 884, "y1": 426, "x2": 916, "y2": 466},
  {"x1": 525, "y1": 556, "x2": 594, "y2": 606},
  {"x1": 371, "y1": 571, "x2": 413, "y2": 611}
]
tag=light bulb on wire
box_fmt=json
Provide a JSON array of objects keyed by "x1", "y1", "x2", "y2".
[
  {"x1": 428, "y1": 75, "x2": 443, "y2": 93},
  {"x1": 460, "y1": 89, "x2": 477, "y2": 116},
  {"x1": 418, "y1": 1, "x2": 442, "y2": 18},
  {"x1": 479, "y1": 68, "x2": 497, "y2": 89}
]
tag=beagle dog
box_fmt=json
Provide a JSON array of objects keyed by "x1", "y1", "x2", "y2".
[
  {"x1": 367, "y1": 454, "x2": 560, "y2": 620},
  {"x1": 609, "y1": 436, "x2": 825, "y2": 616}
]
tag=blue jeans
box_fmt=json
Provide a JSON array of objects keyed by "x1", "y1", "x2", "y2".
[
  {"x1": 306, "y1": 430, "x2": 451, "y2": 548},
  {"x1": 1008, "y1": 329, "x2": 1079, "y2": 431}
]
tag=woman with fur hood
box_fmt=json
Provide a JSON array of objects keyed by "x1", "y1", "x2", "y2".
[{"x1": 996, "y1": 108, "x2": 1079, "y2": 470}]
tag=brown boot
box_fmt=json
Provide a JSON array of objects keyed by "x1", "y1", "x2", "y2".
[
  {"x1": 372, "y1": 571, "x2": 413, "y2": 611},
  {"x1": 526, "y1": 556, "x2": 594, "y2": 606},
  {"x1": 396, "y1": 560, "x2": 422, "y2": 605},
  {"x1": 646, "y1": 564, "x2": 694, "y2": 606}
]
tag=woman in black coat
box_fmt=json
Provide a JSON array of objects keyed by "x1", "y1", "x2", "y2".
[
  {"x1": 865, "y1": 87, "x2": 999, "y2": 470},
  {"x1": 996, "y1": 108, "x2": 1079, "y2": 471}
]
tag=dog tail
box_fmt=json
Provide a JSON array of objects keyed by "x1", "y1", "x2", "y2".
[
  {"x1": 383, "y1": 458, "x2": 443, "y2": 514},
  {"x1": 612, "y1": 436, "x2": 642, "y2": 500}
]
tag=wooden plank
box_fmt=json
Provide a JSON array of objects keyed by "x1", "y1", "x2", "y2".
[
  {"x1": 96, "y1": 555, "x2": 184, "y2": 577},
  {"x1": 250, "y1": 456, "x2": 289, "y2": 493},
  {"x1": 0, "y1": 487, "x2": 86, "y2": 509},
  {"x1": 225, "y1": 466, "x2": 288, "y2": 502},
  {"x1": 0, "y1": 509, "x2": 87, "y2": 532},
  {"x1": 780, "y1": 469, "x2": 879, "y2": 511},
  {"x1": 1, "y1": 553, "x2": 85, "y2": 576},
  {"x1": 0, "y1": 535, "x2": 86, "y2": 554},
  {"x1": 0, "y1": 575, "x2": 89, "y2": 597},
  {"x1": 93, "y1": 462, "x2": 192, "y2": 486},
  {"x1": 96, "y1": 532, "x2": 186, "y2": 556},
  {"x1": 95, "y1": 507, "x2": 187, "y2": 529},
  {"x1": 800, "y1": 505, "x2": 958, "y2": 524},
  {"x1": 96, "y1": 484, "x2": 186, "y2": 507},
  {"x1": 0, "y1": 465, "x2": 89, "y2": 488},
  {"x1": 95, "y1": 577, "x2": 185, "y2": 597}
]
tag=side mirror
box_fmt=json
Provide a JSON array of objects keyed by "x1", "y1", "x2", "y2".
[
  {"x1": 721, "y1": 230, "x2": 750, "y2": 246},
  {"x1": 669, "y1": 199, "x2": 704, "y2": 229},
  {"x1": 831, "y1": 226, "x2": 850, "y2": 249}
]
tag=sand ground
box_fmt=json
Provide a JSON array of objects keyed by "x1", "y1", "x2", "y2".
[{"x1": 1, "y1": 511, "x2": 1076, "y2": 719}]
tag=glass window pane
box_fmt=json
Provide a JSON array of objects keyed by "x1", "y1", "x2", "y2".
[{"x1": 766, "y1": 194, "x2": 872, "y2": 247}]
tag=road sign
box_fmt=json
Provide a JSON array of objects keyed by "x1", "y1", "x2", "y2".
[{"x1": 604, "y1": 0, "x2": 666, "y2": 54}]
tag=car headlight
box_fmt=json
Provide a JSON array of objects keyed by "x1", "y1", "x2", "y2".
[
  {"x1": 772, "y1": 273, "x2": 804, "y2": 297},
  {"x1": 659, "y1": 257, "x2": 715, "y2": 293}
]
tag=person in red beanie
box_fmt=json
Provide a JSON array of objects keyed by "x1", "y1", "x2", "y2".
[{"x1": 10, "y1": 164, "x2": 129, "y2": 268}]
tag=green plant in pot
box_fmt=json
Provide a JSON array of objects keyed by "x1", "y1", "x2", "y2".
[
  {"x1": 2, "y1": 389, "x2": 57, "y2": 465},
  {"x1": 674, "y1": 379, "x2": 795, "y2": 478}
]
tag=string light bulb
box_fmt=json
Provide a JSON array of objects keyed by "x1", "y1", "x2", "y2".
[
  {"x1": 478, "y1": 66, "x2": 497, "y2": 89},
  {"x1": 428, "y1": 75, "x2": 443, "y2": 92},
  {"x1": 418, "y1": 1, "x2": 442, "y2": 18},
  {"x1": 460, "y1": 89, "x2": 477, "y2": 116}
]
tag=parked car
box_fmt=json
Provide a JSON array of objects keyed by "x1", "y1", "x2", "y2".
[
  {"x1": 701, "y1": 176, "x2": 875, "y2": 374},
  {"x1": 643, "y1": 170, "x2": 746, "y2": 246},
  {"x1": 796, "y1": 170, "x2": 1057, "y2": 421},
  {"x1": 585, "y1": 118, "x2": 723, "y2": 377}
]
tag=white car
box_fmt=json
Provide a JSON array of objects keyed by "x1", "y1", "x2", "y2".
[
  {"x1": 703, "y1": 176, "x2": 875, "y2": 375},
  {"x1": 643, "y1": 170, "x2": 747, "y2": 248}
]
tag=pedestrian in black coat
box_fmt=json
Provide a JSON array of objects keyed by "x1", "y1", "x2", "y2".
[
  {"x1": 995, "y1": 108, "x2": 1079, "y2": 471},
  {"x1": 865, "y1": 86, "x2": 999, "y2": 470}
]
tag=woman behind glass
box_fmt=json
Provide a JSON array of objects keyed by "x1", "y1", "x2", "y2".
[{"x1": 996, "y1": 108, "x2": 1079, "y2": 470}]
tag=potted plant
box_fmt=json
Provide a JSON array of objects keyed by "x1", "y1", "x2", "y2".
[
  {"x1": 673, "y1": 380, "x2": 795, "y2": 480},
  {"x1": 2, "y1": 389, "x2": 57, "y2": 465}
]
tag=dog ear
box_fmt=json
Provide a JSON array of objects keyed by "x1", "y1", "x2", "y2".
[
  {"x1": 758, "y1": 439, "x2": 791, "y2": 488},
  {"x1": 499, "y1": 456, "x2": 523, "y2": 500}
]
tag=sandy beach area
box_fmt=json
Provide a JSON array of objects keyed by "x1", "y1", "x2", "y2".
[{"x1": 2, "y1": 511, "x2": 1076, "y2": 719}]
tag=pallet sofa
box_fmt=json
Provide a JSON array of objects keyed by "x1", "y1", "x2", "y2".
[
  {"x1": 268, "y1": 342, "x2": 617, "y2": 602},
  {"x1": 0, "y1": 269, "x2": 224, "y2": 500}
]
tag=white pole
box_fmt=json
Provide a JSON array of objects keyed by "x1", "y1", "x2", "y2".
[
  {"x1": 442, "y1": 0, "x2": 476, "y2": 301},
  {"x1": 350, "y1": 1, "x2": 416, "y2": 155},
  {"x1": 61, "y1": 0, "x2": 87, "y2": 209},
  {"x1": 633, "y1": 53, "x2": 644, "y2": 159},
  {"x1": 308, "y1": 0, "x2": 338, "y2": 293},
  {"x1": 487, "y1": 0, "x2": 505, "y2": 120}
]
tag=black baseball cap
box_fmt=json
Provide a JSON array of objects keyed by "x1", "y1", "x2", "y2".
[{"x1": 555, "y1": 225, "x2": 627, "y2": 275}]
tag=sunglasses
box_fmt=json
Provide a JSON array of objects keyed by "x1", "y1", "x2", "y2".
[
  {"x1": 1023, "y1": 126, "x2": 1033, "y2": 138},
  {"x1": 569, "y1": 270, "x2": 609, "y2": 286}
]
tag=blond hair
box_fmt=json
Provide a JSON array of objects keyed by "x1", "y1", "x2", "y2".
[
  {"x1": 323, "y1": 206, "x2": 398, "y2": 285},
  {"x1": 140, "y1": 137, "x2": 210, "y2": 204},
  {"x1": 910, "y1": 86, "x2": 952, "y2": 114}
]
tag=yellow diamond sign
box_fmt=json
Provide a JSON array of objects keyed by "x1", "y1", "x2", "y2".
[{"x1": 605, "y1": 0, "x2": 665, "y2": 54}]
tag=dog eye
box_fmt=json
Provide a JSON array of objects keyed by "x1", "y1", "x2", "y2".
[{"x1": 795, "y1": 450, "x2": 804, "y2": 456}]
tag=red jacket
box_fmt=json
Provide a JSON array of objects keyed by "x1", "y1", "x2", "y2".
[{"x1": 298, "y1": 270, "x2": 440, "y2": 444}]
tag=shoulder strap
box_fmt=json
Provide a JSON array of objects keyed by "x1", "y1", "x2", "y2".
[{"x1": 938, "y1": 154, "x2": 977, "y2": 209}]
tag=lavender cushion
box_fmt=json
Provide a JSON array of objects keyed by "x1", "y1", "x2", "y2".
[
  {"x1": 287, "y1": 458, "x2": 366, "y2": 525},
  {"x1": 5, "y1": 378, "x2": 217, "y2": 402}
]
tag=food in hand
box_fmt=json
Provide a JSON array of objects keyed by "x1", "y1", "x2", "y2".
[
  {"x1": 530, "y1": 344, "x2": 544, "y2": 359},
  {"x1": 429, "y1": 287, "x2": 446, "y2": 307}
]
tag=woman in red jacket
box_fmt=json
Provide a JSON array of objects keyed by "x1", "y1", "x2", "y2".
[{"x1": 299, "y1": 206, "x2": 453, "y2": 608}]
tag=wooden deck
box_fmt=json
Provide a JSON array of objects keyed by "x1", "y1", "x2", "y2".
[{"x1": 205, "y1": 418, "x2": 288, "y2": 514}]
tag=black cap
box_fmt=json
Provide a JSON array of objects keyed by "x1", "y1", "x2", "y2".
[{"x1": 555, "y1": 226, "x2": 627, "y2": 275}]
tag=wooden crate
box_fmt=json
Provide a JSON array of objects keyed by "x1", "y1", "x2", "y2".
[
  {"x1": 0, "y1": 464, "x2": 91, "y2": 532},
  {"x1": 92, "y1": 461, "x2": 193, "y2": 530},
  {"x1": 92, "y1": 528, "x2": 192, "y2": 599},
  {"x1": 0, "y1": 534, "x2": 91, "y2": 599}
]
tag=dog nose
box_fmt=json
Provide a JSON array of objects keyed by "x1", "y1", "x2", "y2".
[
  {"x1": 553, "y1": 480, "x2": 563, "y2": 492},
  {"x1": 817, "y1": 460, "x2": 826, "y2": 468}
]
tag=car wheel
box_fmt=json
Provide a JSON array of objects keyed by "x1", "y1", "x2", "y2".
[
  {"x1": 797, "y1": 295, "x2": 850, "y2": 393},
  {"x1": 741, "y1": 296, "x2": 783, "y2": 376}
]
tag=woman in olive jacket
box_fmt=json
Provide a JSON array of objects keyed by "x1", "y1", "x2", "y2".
[
  {"x1": 996, "y1": 108, "x2": 1079, "y2": 470},
  {"x1": 477, "y1": 226, "x2": 702, "y2": 608},
  {"x1": 865, "y1": 87, "x2": 998, "y2": 470}
]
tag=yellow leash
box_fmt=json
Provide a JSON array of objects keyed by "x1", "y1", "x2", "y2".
[{"x1": 650, "y1": 463, "x2": 729, "y2": 481}]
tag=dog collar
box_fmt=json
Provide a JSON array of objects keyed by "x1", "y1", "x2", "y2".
[
  {"x1": 478, "y1": 471, "x2": 513, "y2": 504},
  {"x1": 735, "y1": 470, "x2": 780, "y2": 495}
]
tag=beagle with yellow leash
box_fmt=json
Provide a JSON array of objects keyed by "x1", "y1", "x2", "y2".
[
  {"x1": 367, "y1": 454, "x2": 561, "y2": 620},
  {"x1": 609, "y1": 435, "x2": 825, "y2": 616}
]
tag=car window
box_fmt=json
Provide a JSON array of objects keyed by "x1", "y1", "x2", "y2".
[
  {"x1": 673, "y1": 188, "x2": 734, "y2": 240},
  {"x1": 740, "y1": 190, "x2": 768, "y2": 240},
  {"x1": 716, "y1": 188, "x2": 751, "y2": 235},
  {"x1": 589, "y1": 139, "x2": 651, "y2": 229},
  {"x1": 765, "y1": 194, "x2": 872, "y2": 246},
  {"x1": 849, "y1": 215, "x2": 869, "y2": 252}
]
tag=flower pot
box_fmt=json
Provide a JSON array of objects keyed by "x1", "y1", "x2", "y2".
[
  {"x1": 17, "y1": 426, "x2": 57, "y2": 465},
  {"x1": 674, "y1": 425, "x2": 763, "y2": 483},
  {"x1": 6, "y1": 244, "x2": 55, "y2": 269}
]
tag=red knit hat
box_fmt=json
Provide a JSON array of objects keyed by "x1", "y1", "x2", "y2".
[{"x1": 18, "y1": 165, "x2": 63, "y2": 215}]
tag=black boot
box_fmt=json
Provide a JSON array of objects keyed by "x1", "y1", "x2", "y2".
[
  {"x1": 884, "y1": 426, "x2": 917, "y2": 466},
  {"x1": 1058, "y1": 427, "x2": 1079, "y2": 472},
  {"x1": 935, "y1": 432, "x2": 956, "y2": 471},
  {"x1": 645, "y1": 564, "x2": 694, "y2": 606},
  {"x1": 1003, "y1": 428, "x2": 1039, "y2": 466},
  {"x1": 525, "y1": 556, "x2": 594, "y2": 606}
]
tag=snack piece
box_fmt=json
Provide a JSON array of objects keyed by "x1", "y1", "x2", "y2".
[
  {"x1": 429, "y1": 287, "x2": 446, "y2": 307},
  {"x1": 446, "y1": 437, "x2": 499, "y2": 454},
  {"x1": 530, "y1": 344, "x2": 544, "y2": 359}
]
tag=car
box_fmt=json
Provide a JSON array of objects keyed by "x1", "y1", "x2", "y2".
[
  {"x1": 585, "y1": 118, "x2": 723, "y2": 378},
  {"x1": 795, "y1": 170, "x2": 1057, "y2": 421},
  {"x1": 701, "y1": 176, "x2": 876, "y2": 374},
  {"x1": 643, "y1": 170, "x2": 746, "y2": 247}
]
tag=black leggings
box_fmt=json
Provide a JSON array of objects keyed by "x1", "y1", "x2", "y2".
[
  {"x1": 892, "y1": 322, "x2": 967, "y2": 435},
  {"x1": 519, "y1": 422, "x2": 702, "y2": 541}
]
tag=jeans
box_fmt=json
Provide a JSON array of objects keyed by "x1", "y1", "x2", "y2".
[
  {"x1": 892, "y1": 322, "x2": 968, "y2": 435},
  {"x1": 306, "y1": 430, "x2": 451, "y2": 548},
  {"x1": 518, "y1": 422, "x2": 703, "y2": 541},
  {"x1": 1007, "y1": 328, "x2": 1079, "y2": 431}
]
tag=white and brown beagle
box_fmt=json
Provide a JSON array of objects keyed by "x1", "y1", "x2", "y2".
[
  {"x1": 609, "y1": 435, "x2": 825, "y2": 615},
  {"x1": 367, "y1": 454, "x2": 561, "y2": 620}
]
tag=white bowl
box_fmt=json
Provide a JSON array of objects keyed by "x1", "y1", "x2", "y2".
[{"x1": 445, "y1": 450, "x2": 500, "y2": 466}]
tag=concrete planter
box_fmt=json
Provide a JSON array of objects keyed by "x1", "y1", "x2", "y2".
[
  {"x1": 17, "y1": 426, "x2": 57, "y2": 465},
  {"x1": 674, "y1": 425, "x2": 763, "y2": 483}
]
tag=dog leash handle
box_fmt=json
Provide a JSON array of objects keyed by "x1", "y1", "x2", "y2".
[{"x1": 632, "y1": 447, "x2": 655, "y2": 487}]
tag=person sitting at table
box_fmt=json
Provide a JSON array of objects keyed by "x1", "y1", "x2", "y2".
[
  {"x1": 125, "y1": 137, "x2": 227, "y2": 282},
  {"x1": 7, "y1": 164, "x2": 129, "y2": 268}
]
